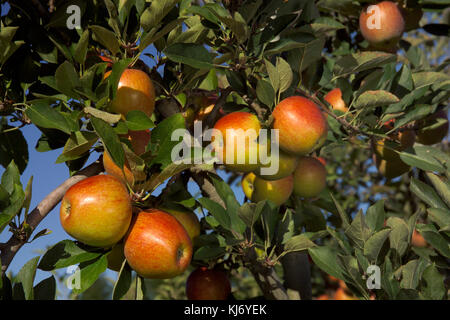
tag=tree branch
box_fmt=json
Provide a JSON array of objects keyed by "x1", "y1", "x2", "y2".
[{"x1": 0, "y1": 159, "x2": 104, "y2": 273}]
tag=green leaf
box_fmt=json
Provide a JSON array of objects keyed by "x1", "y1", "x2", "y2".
[
  {"x1": 354, "y1": 90, "x2": 399, "y2": 109},
  {"x1": 23, "y1": 176, "x2": 33, "y2": 217},
  {"x1": 329, "y1": 193, "x2": 350, "y2": 229},
  {"x1": 198, "y1": 197, "x2": 230, "y2": 230},
  {"x1": 399, "y1": 145, "x2": 447, "y2": 174},
  {"x1": 163, "y1": 43, "x2": 214, "y2": 69},
  {"x1": 265, "y1": 59, "x2": 279, "y2": 93},
  {"x1": 363, "y1": 228, "x2": 391, "y2": 262},
  {"x1": 256, "y1": 79, "x2": 275, "y2": 108},
  {"x1": 25, "y1": 101, "x2": 74, "y2": 135},
  {"x1": 125, "y1": 110, "x2": 155, "y2": 131},
  {"x1": 308, "y1": 246, "x2": 345, "y2": 280},
  {"x1": 72, "y1": 255, "x2": 108, "y2": 295},
  {"x1": 386, "y1": 217, "x2": 409, "y2": 258},
  {"x1": 14, "y1": 256, "x2": 40, "y2": 300},
  {"x1": 140, "y1": 0, "x2": 181, "y2": 31},
  {"x1": 420, "y1": 264, "x2": 445, "y2": 300},
  {"x1": 193, "y1": 246, "x2": 227, "y2": 261},
  {"x1": 84, "y1": 107, "x2": 122, "y2": 124},
  {"x1": 416, "y1": 224, "x2": 450, "y2": 258},
  {"x1": 91, "y1": 116, "x2": 124, "y2": 170},
  {"x1": 38, "y1": 240, "x2": 103, "y2": 271},
  {"x1": 427, "y1": 208, "x2": 450, "y2": 232},
  {"x1": 410, "y1": 177, "x2": 448, "y2": 210},
  {"x1": 112, "y1": 261, "x2": 133, "y2": 300},
  {"x1": 74, "y1": 30, "x2": 90, "y2": 64},
  {"x1": 55, "y1": 61, "x2": 81, "y2": 99},
  {"x1": 107, "y1": 59, "x2": 133, "y2": 100},
  {"x1": 345, "y1": 210, "x2": 370, "y2": 248},
  {"x1": 90, "y1": 25, "x2": 120, "y2": 55},
  {"x1": 326, "y1": 226, "x2": 352, "y2": 255},
  {"x1": 0, "y1": 123, "x2": 29, "y2": 174},
  {"x1": 238, "y1": 202, "x2": 261, "y2": 228},
  {"x1": 0, "y1": 184, "x2": 25, "y2": 233},
  {"x1": 139, "y1": 18, "x2": 186, "y2": 51},
  {"x1": 276, "y1": 57, "x2": 293, "y2": 94},
  {"x1": 333, "y1": 52, "x2": 397, "y2": 78},
  {"x1": 400, "y1": 259, "x2": 429, "y2": 289},
  {"x1": 284, "y1": 234, "x2": 316, "y2": 252},
  {"x1": 148, "y1": 113, "x2": 186, "y2": 168},
  {"x1": 426, "y1": 172, "x2": 450, "y2": 209},
  {"x1": 33, "y1": 276, "x2": 56, "y2": 300},
  {"x1": 1, "y1": 160, "x2": 21, "y2": 194},
  {"x1": 55, "y1": 131, "x2": 98, "y2": 164},
  {"x1": 365, "y1": 200, "x2": 385, "y2": 232}
]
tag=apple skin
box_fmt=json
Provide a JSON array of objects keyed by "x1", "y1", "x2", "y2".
[
  {"x1": 242, "y1": 173, "x2": 293, "y2": 206},
  {"x1": 60, "y1": 175, "x2": 132, "y2": 248},
  {"x1": 108, "y1": 68, "x2": 155, "y2": 117},
  {"x1": 324, "y1": 88, "x2": 348, "y2": 113},
  {"x1": 186, "y1": 267, "x2": 231, "y2": 300},
  {"x1": 359, "y1": 1, "x2": 405, "y2": 51},
  {"x1": 213, "y1": 112, "x2": 265, "y2": 172},
  {"x1": 103, "y1": 129, "x2": 151, "y2": 187},
  {"x1": 254, "y1": 149, "x2": 299, "y2": 181},
  {"x1": 293, "y1": 157, "x2": 327, "y2": 198},
  {"x1": 333, "y1": 287, "x2": 358, "y2": 300},
  {"x1": 162, "y1": 207, "x2": 201, "y2": 241},
  {"x1": 107, "y1": 242, "x2": 125, "y2": 272},
  {"x1": 272, "y1": 96, "x2": 328, "y2": 156},
  {"x1": 411, "y1": 229, "x2": 427, "y2": 248},
  {"x1": 124, "y1": 209, "x2": 193, "y2": 279},
  {"x1": 416, "y1": 110, "x2": 449, "y2": 145}
]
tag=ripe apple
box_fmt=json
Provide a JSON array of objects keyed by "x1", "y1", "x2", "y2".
[
  {"x1": 186, "y1": 267, "x2": 231, "y2": 300},
  {"x1": 162, "y1": 207, "x2": 201, "y2": 241},
  {"x1": 213, "y1": 112, "x2": 266, "y2": 172},
  {"x1": 316, "y1": 156, "x2": 327, "y2": 166},
  {"x1": 359, "y1": 1, "x2": 405, "y2": 51},
  {"x1": 103, "y1": 129, "x2": 151, "y2": 187},
  {"x1": 60, "y1": 175, "x2": 132, "y2": 248},
  {"x1": 293, "y1": 157, "x2": 327, "y2": 198},
  {"x1": 124, "y1": 209, "x2": 192, "y2": 279},
  {"x1": 272, "y1": 96, "x2": 328, "y2": 156},
  {"x1": 324, "y1": 88, "x2": 348, "y2": 113},
  {"x1": 416, "y1": 110, "x2": 449, "y2": 145},
  {"x1": 254, "y1": 149, "x2": 299, "y2": 181},
  {"x1": 107, "y1": 68, "x2": 155, "y2": 117},
  {"x1": 316, "y1": 294, "x2": 330, "y2": 300},
  {"x1": 241, "y1": 172, "x2": 293, "y2": 206},
  {"x1": 107, "y1": 242, "x2": 125, "y2": 272},
  {"x1": 411, "y1": 229, "x2": 427, "y2": 247}
]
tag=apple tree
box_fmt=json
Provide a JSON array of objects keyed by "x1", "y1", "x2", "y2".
[{"x1": 0, "y1": 0, "x2": 449, "y2": 300}]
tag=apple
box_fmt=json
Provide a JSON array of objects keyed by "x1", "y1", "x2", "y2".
[
  {"x1": 254, "y1": 149, "x2": 298, "y2": 181},
  {"x1": 316, "y1": 294, "x2": 330, "y2": 300},
  {"x1": 124, "y1": 209, "x2": 192, "y2": 279},
  {"x1": 359, "y1": 1, "x2": 405, "y2": 51},
  {"x1": 333, "y1": 287, "x2": 358, "y2": 300},
  {"x1": 316, "y1": 156, "x2": 327, "y2": 166},
  {"x1": 324, "y1": 88, "x2": 348, "y2": 113},
  {"x1": 107, "y1": 68, "x2": 155, "y2": 117},
  {"x1": 293, "y1": 157, "x2": 327, "y2": 198},
  {"x1": 272, "y1": 96, "x2": 328, "y2": 156},
  {"x1": 161, "y1": 207, "x2": 201, "y2": 241},
  {"x1": 411, "y1": 229, "x2": 427, "y2": 248},
  {"x1": 213, "y1": 112, "x2": 266, "y2": 172},
  {"x1": 186, "y1": 267, "x2": 231, "y2": 300},
  {"x1": 416, "y1": 110, "x2": 449, "y2": 145},
  {"x1": 241, "y1": 172, "x2": 293, "y2": 206},
  {"x1": 103, "y1": 129, "x2": 151, "y2": 187},
  {"x1": 107, "y1": 242, "x2": 125, "y2": 272},
  {"x1": 60, "y1": 175, "x2": 132, "y2": 248}
]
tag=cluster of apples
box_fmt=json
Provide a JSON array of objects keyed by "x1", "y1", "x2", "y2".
[{"x1": 208, "y1": 95, "x2": 328, "y2": 206}]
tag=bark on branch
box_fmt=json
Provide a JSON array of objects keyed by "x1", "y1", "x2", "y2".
[{"x1": 0, "y1": 159, "x2": 104, "y2": 273}]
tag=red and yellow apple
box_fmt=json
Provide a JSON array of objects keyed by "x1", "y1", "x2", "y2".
[
  {"x1": 107, "y1": 68, "x2": 155, "y2": 117},
  {"x1": 272, "y1": 96, "x2": 328, "y2": 156},
  {"x1": 324, "y1": 88, "x2": 348, "y2": 113},
  {"x1": 103, "y1": 129, "x2": 151, "y2": 187},
  {"x1": 124, "y1": 209, "x2": 192, "y2": 279},
  {"x1": 359, "y1": 1, "x2": 405, "y2": 51},
  {"x1": 213, "y1": 112, "x2": 266, "y2": 172},
  {"x1": 254, "y1": 149, "x2": 298, "y2": 181},
  {"x1": 186, "y1": 267, "x2": 231, "y2": 300},
  {"x1": 60, "y1": 175, "x2": 132, "y2": 248},
  {"x1": 293, "y1": 156, "x2": 327, "y2": 198},
  {"x1": 242, "y1": 172, "x2": 293, "y2": 206},
  {"x1": 411, "y1": 229, "x2": 427, "y2": 248},
  {"x1": 162, "y1": 207, "x2": 201, "y2": 242}
]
